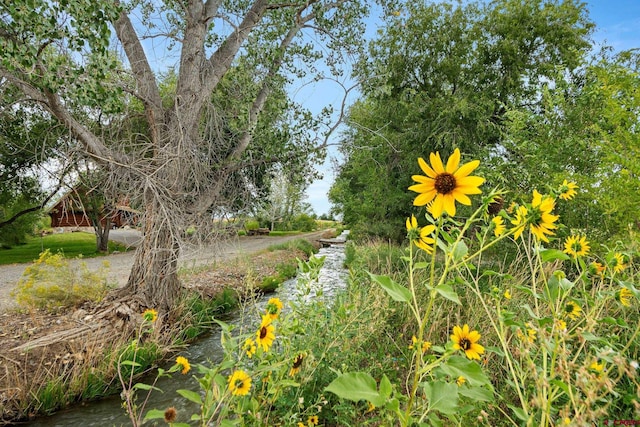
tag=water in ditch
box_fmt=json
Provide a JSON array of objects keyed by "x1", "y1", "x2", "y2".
[{"x1": 26, "y1": 233, "x2": 348, "y2": 427}]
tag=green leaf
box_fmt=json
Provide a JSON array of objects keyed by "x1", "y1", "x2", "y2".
[
  {"x1": 580, "y1": 331, "x2": 605, "y2": 343},
  {"x1": 177, "y1": 389, "x2": 203, "y2": 405},
  {"x1": 459, "y1": 386, "x2": 494, "y2": 402},
  {"x1": 549, "y1": 379, "x2": 570, "y2": 396},
  {"x1": 452, "y1": 240, "x2": 468, "y2": 261},
  {"x1": 414, "y1": 261, "x2": 429, "y2": 270},
  {"x1": 325, "y1": 372, "x2": 385, "y2": 407},
  {"x1": 508, "y1": 404, "x2": 529, "y2": 423},
  {"x1": 368, "y1": 272, "x2": 411, "y2": 302},
  {"x1": 423, "y1": 381, "x2": 459, "y2": 414},
  {"x1": 437, "y1": 356, "x2": 493, "y2": 388},
  {"x1": 379, "y1": 374, "x2": 392, "y2": 399},
  {"x1": 133, "y1": 383, "x2": 162, "y2": 392},
  {"x1": 435, "y1": 283, "x2": 461, "y2": 305},
  {"x1": 539, "y1": 248, "x2": 570, "y2": 263},
  {"x1": 143, "y1": 409, "x2": 166, "y2": 421},
  {"x1": 522, "y1": 304, "x2": 540, "y2": 319}
]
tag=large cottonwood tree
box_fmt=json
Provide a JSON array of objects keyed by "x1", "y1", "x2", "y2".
[{"x1": 0, "y1": 0, "x2": 371, "y2": 313}]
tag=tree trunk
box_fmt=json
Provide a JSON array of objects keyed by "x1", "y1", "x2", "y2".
[
  {"x1": 95, "y1": 220, "x2": 110, "y2": 253},
  {"x1": 126, "y1": 200, "x2": 181, "y2": 314}
]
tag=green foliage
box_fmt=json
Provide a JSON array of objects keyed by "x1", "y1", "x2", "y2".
[
  {"x1": 244, "y1": 220, "x2": 260, "y2": 231},
  {"x1": 12, "y1": 250, "x2": 112, "y2": 312},
  {"x1": 177, "y1": 290, "x2": 239, "y2": 343},
  {"x1": 289, "y1": 213, "x2": 317, "y2": 232},
  {"x1": 34, "y1": 380, "x2": 67, "y2": 415},
  {"x1": 258, "y1": 276, "x2": 281, "y2": 293},
  {"x1": 267, "y1": 238, "x2": 318, "y2": 257},
  {"x1": 331, "y1": 0, "x2": 594, "y2": 242}
]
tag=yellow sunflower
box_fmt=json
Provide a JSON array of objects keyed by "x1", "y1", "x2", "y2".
[
  {"x1": 611, "y1": 253, "x2": 628, "y2": 273},
  {"x1": 589, "y1": 261, "x2": 606, "y2": 276},
  {"x1": 408, "y1": 148, "x2": 484, "y2": 218},
  {"x1": 516, "y1": 327, "x2": 537, "y2": 344},
  {"x1": 308, "y1": 415, "x2": 319, "y2": 426},
  {"x1": 512, "y1": 191, "x2": 559, "y2": 242},
  {"x1": 266, "y1": 297, "x2": 283, "y2": 320},
  {"x1": 451, "y1": 324, "x2": 485, "y2": 360},
  {"x1": 618, "y1": 288, "x2": 634, "y2": 307},
  {"x1": 492, "y1": 216, "x2": 505, "y2": 237},
  {"x1": 405, "y1": 214, "x2": 436, "y2": 254},
  {"x1": 456, "y1": 376, "x2": 466, "y2": 386},
  {"x1": 175, "y1": 356, "x2": 191, "y2": 375},
  {"x1": 256, "y1": 314, "x2": 276, "y2": 352},
  {"x1": 228, "y1": 370, "x2": 251, "y2": 396},
  {"x1": 142, "y1": 308, "x2": 158, "y2": 323},
  {"x1": 243, "y1": 338, "x2": 257, "y2": 358},
  {"x1": 564, "y1": 301, "x2": 582, "y2": 320},
  {"x1": 589, "y1": 360, "x2": 604, "y2": 373},
  {"x1": 289, "y1": 353, "x2": 305, "y2": 376},
  {"x1": 529, "y1": 190, "x2": 559, "y2": 242},
  {"x1": 558, "y1": 180, "x2": 578, "y2": 200},
  {"x1": 510, "y1": 205, "x2": 528, "y2": 240},
  {"x1": 409, "y1": 335, "x2": 431, "y2": 353},
  {"x1": 563, "y1": 235, "x2": 590, "y2": 258},
  {"x1": 555, "y1": 318, "x2": 567, "y2": 332}
]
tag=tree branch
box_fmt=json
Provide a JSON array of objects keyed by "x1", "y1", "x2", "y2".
[
  {"x1": 198, "y1": 0, "x2": 271, "y2": 109},
  {"x1": 112, "y1": 2, "x2": 163, "y2": 144},
  {"x1": 0, "y1": 182, "x2": 63, "y2": 230}
]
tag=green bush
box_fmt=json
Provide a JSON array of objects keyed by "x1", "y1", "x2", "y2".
[
  {"x1": 244, "y1": 220, "x2": 260, "y2": 231},
  {"x1": 290, "y1": 213, "x2": 317, "y2": 232},
  {"x1": 12, "y1": 249, "x2": 112, "y2": 312}
]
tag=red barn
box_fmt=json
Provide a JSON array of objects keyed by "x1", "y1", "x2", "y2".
[{"x1": 48, "y1": 189, "x2": 139, "y2": 229}]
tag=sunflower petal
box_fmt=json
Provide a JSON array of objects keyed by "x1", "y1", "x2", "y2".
[
  {"x1": 413, "y1": 191, "x2": 437, "y2": 206},
  {"x1": 445, "y1": 148, "x2": 460, "y2": 173},
  {"x1": 431, "y1": 195, "x2": 445, "y2": 218},
  {"x1": 453, "y1": 159, "x2": 480, "y2": 178},
  {"x1": 443, "y1": 194, "x2": 457, "y2": 217},
  {"x1": 430, "y1": 151, "x2": 445, "y2": 174},
  {"x1": 452, "y1": 190, "x2": 472, "y2": 206},
  {"x1": 418, "y1": 157, "x2": 438, "y2": 178},
  {"x1": 409, "y1": 182, "x2": 435, "y2": 193},
  {"x1": 456, "y1": 175, "x2": 485, "y2": 188}
]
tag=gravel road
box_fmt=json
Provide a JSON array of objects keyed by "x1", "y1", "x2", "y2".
[{"x1": 0, "y1": 230, "x2": 327, "y2": 314}]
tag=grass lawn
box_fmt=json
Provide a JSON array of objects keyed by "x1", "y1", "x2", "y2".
[{"x1": 0, "y1": 232, "x2": 129, "y2": 265}]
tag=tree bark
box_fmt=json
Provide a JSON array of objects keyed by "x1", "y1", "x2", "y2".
[{"x1": 126, "y1": 196, "x2": 181, "y2": 314}]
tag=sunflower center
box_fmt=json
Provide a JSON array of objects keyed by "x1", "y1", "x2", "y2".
[
  {"x1": 235, "y1": 379, "x2": 245, "y2": 389},
  {"x1": 565, "y1": 303, "x2": 575, "y2": 314},
  {"x1": 459, "y1": 338, "x2": 471, "y2": 351},
  {"x1": 292, "y1": 355, "x2": 304, "y2": 369},
  {"x1": 434, "y1": 173, "x2": 456, "y2": 195},
  {"x1": 259, "y1": 326, "x2": 267, "y2": 339}
]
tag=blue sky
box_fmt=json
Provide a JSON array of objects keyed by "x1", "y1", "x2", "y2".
[{"x1": 302, "y1": 0, "x2": 640, "y2": 216}]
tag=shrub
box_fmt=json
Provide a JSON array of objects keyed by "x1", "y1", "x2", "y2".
[
  {"x1": 244, "y1": 220, "x2": 260, "y2": 231},
  {"x1": 12, "y1": 250, "x2": 112, "y2": 312},
  {"x1": 290, "y1": 213, "x2": 317, "y2": 232}
]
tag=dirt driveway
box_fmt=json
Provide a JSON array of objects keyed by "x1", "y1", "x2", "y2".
[{"x1": 0, "y1": 230, "x2": 327, "y2": 313}]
